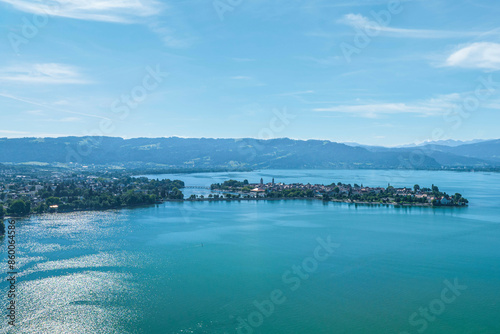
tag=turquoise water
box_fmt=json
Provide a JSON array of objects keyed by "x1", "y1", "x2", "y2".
[{"x1": 1, "y1": 170, "x2": 500, "y2": 333}]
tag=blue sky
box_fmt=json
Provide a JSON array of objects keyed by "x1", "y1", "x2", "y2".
[{"x1": 1, "y1": 0, "x2": 499, "y2": 146}]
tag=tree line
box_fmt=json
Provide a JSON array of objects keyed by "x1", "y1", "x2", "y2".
[{"x1": 1, "y1": 177, "x2": 185, "y2": 217}]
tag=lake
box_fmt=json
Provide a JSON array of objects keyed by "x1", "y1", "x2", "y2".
[{"x1": 1, "y1": 169, "x2": 499, "y2": 333}]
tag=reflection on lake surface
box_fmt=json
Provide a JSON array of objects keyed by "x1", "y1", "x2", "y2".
[{"x1": 1, "y1": 170, "x2": 499, "y2": 333}]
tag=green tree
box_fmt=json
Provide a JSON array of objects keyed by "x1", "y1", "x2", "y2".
[
  {"x1": 46, "y1": 197, "x2": 61, "y2": 206},
  {"x1": 36, "y1": 203, "x2": 48, "y2": 214},
  {"x1": 8, "y1": 200, "x2": 30, "y2": 216},
  {"x1": 169, "y1": 187, "x2": 184, "y2": 200}
]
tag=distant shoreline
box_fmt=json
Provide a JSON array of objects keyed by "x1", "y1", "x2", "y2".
[
  {"x1": 1, "y1": 136, "x2": 499, "y2": 172},
  {"x1": 0, "y1": 196, "x2": 467, "y2": 221},
  {"x1": 140, "y1": 167, "x2": 500, "y2": 175},
  {"x1": 165, "y1": 197, "x2": 467, "y2": 208}
]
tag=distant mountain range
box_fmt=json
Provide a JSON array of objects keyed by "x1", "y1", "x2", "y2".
[
  {"x1": 396, "y1": 139, "x2": 488, "y2": 148},
  {"x1": 0, "y1": 137, "x2": 499, "y2": 170},
  {"x1": 344, "y1": 139, "x2": 488, "y2": 149}
]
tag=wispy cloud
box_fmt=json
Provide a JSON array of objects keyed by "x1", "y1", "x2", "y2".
[
  {"x1": 313, "y1": 93, "x2": 470, "y2": 118},
  {"x1": 0, "y1": 63, "x2": 90, "y2": 84},
  {"x1": 25, "y1": 110, "x2": 45, "y2": 115},
  {"x1": 483, "y1": 100, "x2": 500, "y2": 110},
  {"x1": 59, "y1": 117, "x2": 82, "y2": 122},
  {"x1": 148, "y1": 22, "x2": 195, "y2": 48},
  {"x1": 277, "y1": 90, "x2": 315, "y2": 97},
  {"x1": 1, "y1": 0, "x2": 196, "y2": 49},
  {"x1": 301, "y1": 0, "x2": 416, "y2": 9},
  {"x1": 231, "y1": 76, "x2": 252, "y2": 80},
  {"x1": 444, "y1": 42, "x2": 500, "y2": 71},
  {"x1": 299, "y1": 56, "x2": 341, "y2": 66},
  {"x1": 0, "y1": 92, "x2": 108, "y2": 120},
  {"x1": 0, "y1": 0, "x2": 161, "y2": 23},
  {"x1": 338, "y1": 13, "x2": 481, "y2": 39},
  {"x1": 0, "y1": 130, "x2": 71, "y2": 138},
  {"x1": 314, "y1": 103, "x2": 440, "y2": 118},
  {"x1": 37, "y1": 116, "x2": 83, "y2": 122},
  {"x1": 228, "y1": 76, "x2": 266, "y2": 87},
  {"x1": 0, "y1": 130, "x2": 29, "y2": 135}
]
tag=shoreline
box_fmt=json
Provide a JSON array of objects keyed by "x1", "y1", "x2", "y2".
[
  {"x1": 0, "y1": 196, "x2": 467, "y2": 220},
  {"x1": 168, "y1": 196, "x2": 467, "y2": 208},
  {"x1": 139, "y1": 168, "x2": 500, "y2": 176}
]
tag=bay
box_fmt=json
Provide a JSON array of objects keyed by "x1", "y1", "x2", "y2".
[{"x1": 1, "y1": 169, "x2": 499, "y2": 333}]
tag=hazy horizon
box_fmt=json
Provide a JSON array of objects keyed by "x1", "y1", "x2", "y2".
[
  {"x1": 1, "y1": 0, "x2": 500, "y2": 146},
  {"x1": 0, "y1": 135, "x2": 498, "y2": 149},
  {"x1": 2, "y1": 1, "x2": 500, "y2": 333}
]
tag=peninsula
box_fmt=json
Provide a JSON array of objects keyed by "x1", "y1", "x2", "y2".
[
  {"x1": 207, "y1": 179, "x2": 468, "y2": 207},
  {"x1": 0, "y1": 164, "x2": 468, "y2": 222}
]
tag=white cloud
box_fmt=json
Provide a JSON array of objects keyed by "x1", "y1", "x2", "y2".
[
  {"x1": 299, "y1": 56, "x2": 341, "y2": 66},
  {"x1": 0, "y1": 0, "x2": 161, "y2": 23},
  {"x1": 314, "y1": 103, "x2": 441, "y2": 118},
  {"x1": 278, "y1": 90, "x2": 315, "y2": 96},
  {"x1": 59, "y1": 117, "x2": 82, "y2": 122},
  {"x1": 445, "y1": 42, "x2": 500, "y2": 71},
  {"x1": 1, "y1": 0, "x2": 196, "y2": 49},
  {"x1": 339, "y1": 13, "x2": 479, "y2": 39},
  {"x1": 148, "y1": 22, "x2": 195, "y2": 48},
  {"x1": 313, "y1": 93, "x2": 469, "y2": 118},
  {"x1": 0, "y1": 130, "x2": 29, "y2": 135},
  {"x1": 231, "y1": 76, "x2": 252, "y2": 80},
  {"x1": 484, "y1": 100, "x2": 500, "y2": 110},
  {"x1": 0, "y1": 63, "x2": 90, "y2": 84},
  {"x1": 0, "y1": 92, "x2": 108, "y2": 120},
  {"x1": 25, "y1": 109, "x2": 45, "y2": 115},
  {"x1": 0, "y1": 130, "x2": 70, "y2": 138}
]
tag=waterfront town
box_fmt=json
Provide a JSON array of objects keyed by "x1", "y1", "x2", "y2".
[
  {"x1": 0, "y1": 165, "x2": 184, "y2": 218},
  {"x1": 0, "y1": 163, "x2": 468, "y2": 222},
  {"x1": 210, "y1": 178, "x2": 469, "y2": 206}
]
